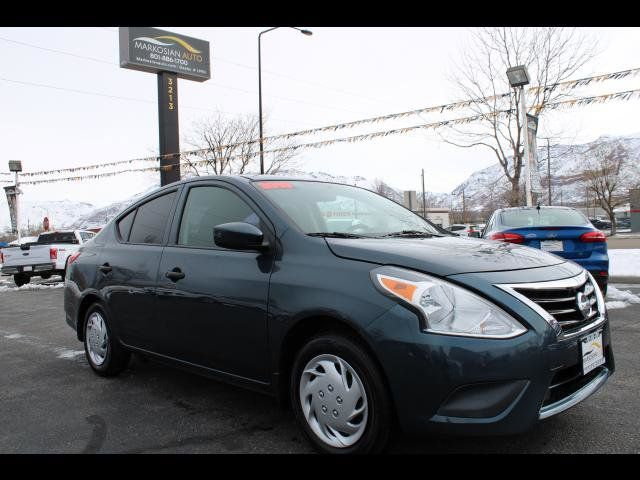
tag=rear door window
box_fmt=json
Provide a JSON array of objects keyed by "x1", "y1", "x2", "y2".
[{"x1": 129, "y1": 191, "x2": 177, "y2": 245}]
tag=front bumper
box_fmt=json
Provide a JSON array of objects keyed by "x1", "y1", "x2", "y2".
[{"x1": 364, "y1": 265, "x2": 614, "y2": 437}]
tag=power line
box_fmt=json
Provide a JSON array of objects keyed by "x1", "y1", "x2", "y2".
[
  {"x1": 0, "y1": 75, "x2": 316, "y2": 127},
  {"x1": 0, "y1": 35, "x2": 371, "y2": 116}
]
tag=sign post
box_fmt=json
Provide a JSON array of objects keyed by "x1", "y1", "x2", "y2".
[
  {"x1": 119, "y1": 27, "x2": 211, "y2": 186},
  {"x1": 7, "y1": 160, "x2": 22, "y2": 242},
  {"x1": 157, "y1": 72, "x2": 180, "y2": 185}
]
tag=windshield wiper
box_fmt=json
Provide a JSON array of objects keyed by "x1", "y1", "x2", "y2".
[
  {"x1": 307, "y1": 232, "x2": 368, "y2": 239},
  {"x1": 379, "y1": 230, "x2": 441, "y2": 238}
]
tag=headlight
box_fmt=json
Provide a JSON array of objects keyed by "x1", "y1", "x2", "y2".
[{"x1": 371, "y1": 266, "x2": 526, "y2": 339}]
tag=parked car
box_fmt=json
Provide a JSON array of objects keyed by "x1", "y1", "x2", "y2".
[
  {"x1": 446, "y1": 223, "x2": 481, "y2": 238},
  {"x1": 65, "y1": 177, "x2": 613, "y2": 453},
  {"x1": 1, "y1": 230, "x2": 96, "y2": 286},
  {"x1": 7, "y1": 235, "x2": 39, "y2": 247},
  {"x1": 589, "y1": 218, "x2": 612, "y2": 230},
  {"x1": 484, "y1": 206, "x2": 609, "y2": 294},
  {"x1": 616, "y1": 218, "x2": 631, "y2": 229}
]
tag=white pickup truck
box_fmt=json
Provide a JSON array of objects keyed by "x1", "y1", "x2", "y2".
[{"x1": 0, "y1": 230, "x2": 96, "y2": 286}]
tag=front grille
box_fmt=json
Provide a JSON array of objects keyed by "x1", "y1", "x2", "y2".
[{"x1": 514, "y1": 276, "x2": 599, "y2": 334}]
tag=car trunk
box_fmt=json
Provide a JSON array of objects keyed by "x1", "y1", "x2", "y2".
[{"x1": 504, "y1": 226, "x2": 603, "y2": 259}]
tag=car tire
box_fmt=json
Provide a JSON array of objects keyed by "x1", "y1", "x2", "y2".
[
  {"x1": 290, "y1": 333, "x2": 393, "y2": 454},
  {"x1": 83, "y1": 304, "x2": 131, "y2": 377},
  {"x1": 40, "y1": 273, "x2": 52, "y2": 280},
  {"x1": 601, "y1": 282, "x2": 608, "y2": 297},
  {"x1": 61, "y1": 259, "x2": 69, "y2": 282},
  {"x1": 13, "y1": 273, "x2": 30, "y2": 287}
]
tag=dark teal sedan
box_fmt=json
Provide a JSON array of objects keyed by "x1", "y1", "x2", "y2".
[{"x1": 64, "y1": 178, "x2": 614, "y2": 453}]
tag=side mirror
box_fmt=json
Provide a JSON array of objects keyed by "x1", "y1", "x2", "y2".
[{"x1": 214, "y1": 222, "x2": 268, "y2": 251}]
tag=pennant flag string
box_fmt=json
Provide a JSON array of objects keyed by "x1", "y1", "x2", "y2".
[{"x1": 13, "y1": 86, "x2": 640, "y2": 183}]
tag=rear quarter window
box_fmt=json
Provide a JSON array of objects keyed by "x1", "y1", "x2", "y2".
[{"x1": 117, "y1": 209, "x2": 136, "y2": 241}]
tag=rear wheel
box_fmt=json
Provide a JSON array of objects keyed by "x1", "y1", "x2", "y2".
[
  {"x1": 61, "y1": 259, "x2": 69, "y2": 282},
  {"x1": 13, "y1": 273, "x2": 30, "y2": 287},
  {"x1": 600, "y1": 282, "x2": 608, "y2": 297},
  {"x1": 83, "y1": 304, "x2": 131, "y2": 377},
  {"x1": 290, "y1": 334, "x2": 393, "y2": 454}
]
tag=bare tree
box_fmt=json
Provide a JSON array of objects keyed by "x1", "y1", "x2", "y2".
[
  {"x1": 182, "y1": 113, "x2": 299, "y2": 176},
  {"x1": 372, "y1": 178, "x2": 399, "y2": 201},
  {"x1": 582, "y1": 142, "x2": 635, "y2": 236},
  {"x1": 443, "y1": 28, "x2": 598, "y2": 206}
]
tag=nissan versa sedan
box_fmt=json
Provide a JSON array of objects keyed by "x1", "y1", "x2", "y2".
[
  {"x1": 482, "y1": 206, "x2": 609, "y2": 294},
  {"x1": 64, "y1": 176, "x2": 614, "y2": 453}
]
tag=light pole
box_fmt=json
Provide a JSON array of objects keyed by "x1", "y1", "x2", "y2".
[
  {"x1": 506, "y1": 65, "x2": 532, "y2": 206},
  {"x1": 258, "y1": 27, "x2": 312, "y2": 175}
]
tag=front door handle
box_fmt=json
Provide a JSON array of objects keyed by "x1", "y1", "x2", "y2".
[
  {"x1": 165, "y1": 268, "x2": 185, "y2": 282},
  {"x1": 99, "y1": 263, "x2": 112, "y2": 274}
]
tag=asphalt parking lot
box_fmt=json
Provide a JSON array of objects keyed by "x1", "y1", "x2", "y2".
[{"x1": 1, "y1": 276, "x2": 639, "y2": 454}]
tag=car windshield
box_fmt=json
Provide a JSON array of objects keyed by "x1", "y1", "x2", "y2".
[
  {"x1": 500, "y1": 208, "x2": 589, "y2": 228},
  {"x1": 255, "y1": 180, "x2": 442, "y2": 237}
]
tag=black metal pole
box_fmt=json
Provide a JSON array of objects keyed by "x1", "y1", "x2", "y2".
[
  {"x1": 421, "y1": 168, "x2": 426, "y2": 219},
  {"x1": 258, "y1": 27, "x2": 311, "y2": 175},
  {"x1": 157, "y1": 71, "x2": 180, "y2": 186},
  {"x1": 547, "y1": 138, "x2": 551, "y2": 206},
  {"x1": 258, "y1": 34, "x2": 264, "y2": 175}
]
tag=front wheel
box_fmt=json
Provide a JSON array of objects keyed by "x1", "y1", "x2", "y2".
[
  {"x1": 290, "y1": 334, "x2": 393, "y2": 454},
  {"x1": 83, "y1": 304, "x2": 131, "y2": 377}
]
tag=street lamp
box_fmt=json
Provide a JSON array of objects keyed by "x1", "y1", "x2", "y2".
[
  {"x1": 506, "y1": 65, "x2": 533, "y2": 206},
  {"x1": 258, "y1": 27, "x2": 312, "y2": 175}
]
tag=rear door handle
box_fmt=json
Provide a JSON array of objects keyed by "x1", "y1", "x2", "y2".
[
  {"x1": 99, "y1": 263, "x2": 112, "y2": 274},
  {"x1": 165, "y1": 268, "x2": 185, "y2": 282}
]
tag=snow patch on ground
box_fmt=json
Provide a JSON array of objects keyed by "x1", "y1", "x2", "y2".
[
  {"x1": 54, "y1": 348, "x2": 85, "y2": 359},
  {"x1": 609, "y1": 249, "x2": 640, "y2": 277},
  {"x1": 4, "y1": 333, "x2": 24, "y2": 339},
  {"x1": 0, "y1": 283, "x2": 64, "y2": 293},
  {"x1": 605, "y1": 301, "x2": 629, "y2": 310},
  {"x1": 606, "y1": 285, "x2": 640, "y2": 310}
]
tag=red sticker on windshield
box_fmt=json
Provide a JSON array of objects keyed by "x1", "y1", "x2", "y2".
[{"x1": 257, "y1": 181, "x2": 294, "y2": 190}]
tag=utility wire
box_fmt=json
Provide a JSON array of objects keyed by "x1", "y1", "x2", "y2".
[
  {"x1": 0, "y1": 35, "x2": 371, "y2": 116},
  {"x1": 0, "y1": 76, "x2": 316, "y2": 127}
]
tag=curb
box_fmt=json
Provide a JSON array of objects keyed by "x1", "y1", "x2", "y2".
[{"x1": 610, "y1": 276, "x2": 640, "y2": 284}]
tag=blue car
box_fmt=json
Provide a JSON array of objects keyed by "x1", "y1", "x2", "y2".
[{"x1": 483, "y1": 206, "x2": 609, "y2": 294}]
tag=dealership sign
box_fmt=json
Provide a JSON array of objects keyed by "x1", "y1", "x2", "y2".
[{"x1": 119, "y1": 27, "x2": 211, "y2": 82}]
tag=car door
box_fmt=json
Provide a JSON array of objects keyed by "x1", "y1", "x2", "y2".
[
  {"x1": 96, "y1": 188, "x2": 179, "y2": 350},
  {"x1": 153, "y1": 181, "x2": 275, "y2": 383}
]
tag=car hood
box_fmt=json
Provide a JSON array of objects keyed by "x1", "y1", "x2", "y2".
[{"x1": 325, "y1": 236, "x2": 566, "y2": 277}]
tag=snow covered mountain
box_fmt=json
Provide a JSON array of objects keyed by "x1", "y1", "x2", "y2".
[
  {"x1": 5, "y1": 133, "x2": 637, "y2": 232},
  {"x1": 0, "y1": 199, "x2": 96, "y2": 233},
  {"x1": 451, "y1": 134, "x2": 640, "y2": 211}
]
